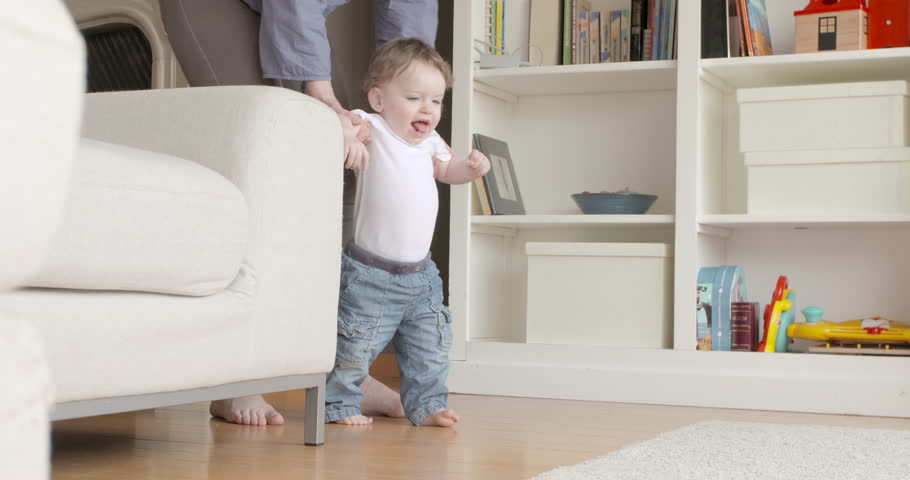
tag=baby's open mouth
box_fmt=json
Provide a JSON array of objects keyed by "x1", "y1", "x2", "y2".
[{"x1": 411, "y1": 120, "x2": 430, "y2": 135}]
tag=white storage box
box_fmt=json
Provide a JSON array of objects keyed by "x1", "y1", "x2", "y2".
[
  {"x1": 745, "y1": 147, "x2": 910, "y2": 214},
  {"x1": 737, "y1": 81, "x2": 910, "y2": 152},
  {"x1": 525, "y1": 242, "x2": 673, "y2": 349}
]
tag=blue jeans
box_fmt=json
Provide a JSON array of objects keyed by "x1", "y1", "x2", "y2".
[{"x1": 325, "y1": 252, "x2": 452, "y2": 426}]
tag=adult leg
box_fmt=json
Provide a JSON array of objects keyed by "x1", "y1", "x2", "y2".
[
  {"x1": 160, "y1": 0, "x2": 265, "y2": 86},
  {"x1": 374, "y1": 0, "x2": 439, "y2": 47},
  {"x1": 160, "y1": 0, "x2": 285, "y2": 427},
  {"x1": 160, "y1": 0, "x2": 402, "y2": 425}
]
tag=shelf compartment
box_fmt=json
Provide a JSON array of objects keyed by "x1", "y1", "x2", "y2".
[
  {"x1": 700, "y1": 47, "x2": 910, "y2": 90},
  {"x1": 473, "y1": 214, "x2": 675, "y2": 229},
  {"x1": 473, "y1": 60, "x2": 677, "y2": 97},
  {"x1": 698, "y1": 214, "x2": 910, "y2": 230}
]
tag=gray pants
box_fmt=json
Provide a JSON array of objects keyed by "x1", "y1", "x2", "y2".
[{"x1": 159, "y1": 0, "x2": 438, "y2": 247}]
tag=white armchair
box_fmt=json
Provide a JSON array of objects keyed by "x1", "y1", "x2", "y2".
[
  {"x1": 0, "y1": 86, "x2": 343, "y2": 445},
  {"x1": 1, "y1": 0, "x2": 85, "y2": 478}
]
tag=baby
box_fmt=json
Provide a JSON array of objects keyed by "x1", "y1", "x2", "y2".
[{"x1": 325, "y1": 38, "x2": 490, "y2": 427}]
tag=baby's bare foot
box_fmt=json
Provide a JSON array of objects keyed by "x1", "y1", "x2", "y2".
[
  {"x1": 421, "y1": 408, "x2": 460, "y2": 427},
  {"x1": 209, "y1": 395, "x2": 285, "y2": 426},
  {"x1": 333, "y1": 415, "x2": 373, "y2": 425},
  {"x1": 360, "y1": 376, "x2": 405, "y2": 418}
]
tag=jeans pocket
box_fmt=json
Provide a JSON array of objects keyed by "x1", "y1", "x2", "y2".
[
  {"x1": 431, "y1": 304, "x2": 453, "y2": 350},
  {"x1": 336, "y1": 312, "x2": 374, "y2": 367},
  {"x1": 339, "y1": 255, "x2": 368, "y2": 296}
]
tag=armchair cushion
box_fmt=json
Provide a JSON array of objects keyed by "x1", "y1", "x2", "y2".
[{"x1": 26, "y1": 138, "x2": 248, "y2": 296}]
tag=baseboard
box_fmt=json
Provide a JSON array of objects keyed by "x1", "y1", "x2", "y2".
[{"x1": 448, "y1": 342, "x2": 910, "y2": 418}]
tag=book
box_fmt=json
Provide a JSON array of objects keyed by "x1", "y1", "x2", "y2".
[
  {"x1": 701, "y1": 0, "x2": 728, "y2": 58},
  {"x1": 630, "y1": 0, "x2": 643, "y2": 61},
  {"x1": 473, "y1": 178, "x2": 493, "y2": 215},
  {"x1": 744, "y1": 0, "x2": 772, "y2": 56},
  {"x1": 472, "y1": 134, "x2": 526, "y2": 215},
  {"x1": 563, "y1": 0, "x2": 576, "y2": 64},
  {"x1": 650, "y1": 0, "x2": 662, "y2": 60},
  {"x1": 736, "y1": 0, "x2": 755, "y2": 56},
  {"x1": 578, "y1": 3, "x2": 590, "y2": 64},
  {"x1": 600, "y1": 8, "x2": 611, "y2": 62},
  {"x1": 728, "y1": 0, "x2": 742, "y2": 56},
  {"x1": 620, "y1": 9, "x2": 630, "y2": 62},
  {"x1": 660, "y1": 0, "x2": 676, "y2": 60},
  {"x1": 495, "y1": 0, "x2": 504, "y2": 54},
  {"x1": 529, "y1": 0, "x2": 563, "y2": 66},
  {"x1": 731, "y1": 302, "x2": 759, "y2": 351},
  {"x1": 590, "y1": 11, "x2": 601, "y2": 63},
  {"x1": 610, "y1": 10, "x2": 621, "y2": 63}
]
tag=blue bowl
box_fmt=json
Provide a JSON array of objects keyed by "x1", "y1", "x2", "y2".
[{"x1": 571, "y1": 192, "x2": 658, "y2": 214}]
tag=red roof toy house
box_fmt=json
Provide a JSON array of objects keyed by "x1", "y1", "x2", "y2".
[{"x1": 794, "y1": 0, "x2": 869, "y2": 53}]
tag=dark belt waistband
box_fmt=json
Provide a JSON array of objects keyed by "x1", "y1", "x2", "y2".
[{"x1": 345, "y1": 242, "x2": 430, "y2": 275}]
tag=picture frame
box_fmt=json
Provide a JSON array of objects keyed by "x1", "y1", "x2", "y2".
[{"x1": 472, "y1": 133, "x2": 526, "y2": 215}]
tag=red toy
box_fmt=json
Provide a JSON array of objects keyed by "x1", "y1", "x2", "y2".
[
  {"x1": 868, "y1": 0, "x2": 910, "y2": 48},
  {"x1": 757, "y1": 276, "x2": 788, "y2": 352}
]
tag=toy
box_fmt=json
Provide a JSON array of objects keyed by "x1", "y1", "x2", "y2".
[
  {"x1": 794, "y1": 0, "x2": 868, "y2": 54},
  {"x1": 757, "y1": 276, "x2": 788, "y2": 352},
  {"x1": 759, "y1": 276, "x2": 794, "y2": 353},
  {"x1": 868, "y1": 0, "x2": 910, "y2": 48},
  {"x1": 775, "y1": 291, "x2": 797, "y2": 353},
  {"x1": 787, "y1": 311, "x2": 910, "y2": 345},
  {"x1": 697, "y1": 266, "x2": 748, "y2": 351}
]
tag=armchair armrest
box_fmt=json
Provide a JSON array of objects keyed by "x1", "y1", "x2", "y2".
[{"x1": 81, "y1": 86, "x2": 343, "y2": 370}]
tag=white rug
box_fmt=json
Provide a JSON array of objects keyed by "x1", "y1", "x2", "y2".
[{"x1": 531, "y1": 420, "x2": 910, "y2": 480}]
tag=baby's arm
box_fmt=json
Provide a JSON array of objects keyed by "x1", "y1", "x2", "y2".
[
  {"x1": 339, "y1": 113, "x2": 369, "y2": 170},
  {"x1": 433, "y1": 144, "x2": 491, "y2": 185}
]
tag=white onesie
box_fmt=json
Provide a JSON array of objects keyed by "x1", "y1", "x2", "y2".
[{"x1": 351, "y1": 109, "x2": 451, "y2": 263}]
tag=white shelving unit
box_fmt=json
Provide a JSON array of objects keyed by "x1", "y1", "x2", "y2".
[{"x1": 448, "y1": 0, "x2": 910, "y2": 417}]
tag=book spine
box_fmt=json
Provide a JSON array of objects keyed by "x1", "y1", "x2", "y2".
[
  {"x1": 495, "y1": 0, "x2": 504, "y2": 54},
  {"x1": 579, "y1": 7, "x2": 589, "y2": 64},
  {"x1": 600, "y1": 9, "x2": 611, "y2": 62},
  {"x1": 590, "y1": 12, "x2": 601, "y2": 64},
  {"x1": 631, "y1": 0, "x2": 642, "y2": 61},
  {"x1": 563, "y1": 0, "x2": 573, "y2": 64},
  {"x1": 651, "y1": 0, "x2": 662, "y2": 60},
  {"x1": 474, "y1": 177, "x2": 493, "y2": 216},
  {"x1": 730, "y1": 302, "x2": 757, "y2": 352},
  {"x1": 610, "y1": 10, "x2": 621, "y2": 63},
  {"x1": 621, "y1": 9, "x2": 630, "y2": 62},
  {"x1": 737, "y1": 0, "x2": 754, "y2": 56},
  {"x1": 572, "y1": 0, "x2": 579, "y2": 64}
]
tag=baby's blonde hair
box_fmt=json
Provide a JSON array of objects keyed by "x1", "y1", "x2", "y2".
[{"x1": 362, "y1": 38, "x2": 453, "y2": 95}]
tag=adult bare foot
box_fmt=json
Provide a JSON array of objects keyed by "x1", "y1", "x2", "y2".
[
  {"x1": 420, "y1": 408, "x2": 460, "y2": 427},
  {"x1": 360, "y1": 376, "x2": 406, "y2": 418},
  {"x1": 209, "y1": 395, "x2": 285, "y2": 426},
  {"x1": 333, "y1": 415, "x2": 373, "y2": 425}
]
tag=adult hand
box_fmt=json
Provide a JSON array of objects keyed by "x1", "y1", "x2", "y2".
[
  {"x1": 344, "y1": 110, "x2": 372, "y2": 145},
  {"x1": 306, "y1": 79, "x2": 372, "y2": 145}
]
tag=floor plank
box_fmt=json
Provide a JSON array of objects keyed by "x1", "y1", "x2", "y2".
[{"x1": 51, "y1": 378, "x2": 910, "y2": 480}]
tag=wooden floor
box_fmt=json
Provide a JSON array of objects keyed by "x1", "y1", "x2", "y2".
[{"x1": 52, "y1": 377, "x2": 910, "y2": 480}]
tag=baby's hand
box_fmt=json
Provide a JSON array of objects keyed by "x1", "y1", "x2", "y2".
[
  {"x1": 466, "y1": 149, "x2": 490, "y2": 178},
  {"x1": 344, "y1": 133, "x2": 369, "y2": 170}
]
